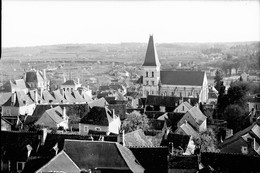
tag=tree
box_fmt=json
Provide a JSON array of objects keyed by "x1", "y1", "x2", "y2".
[
  {"x1": 121, "y1": 111, "x2": 149, "y2": 133},
  {"x1": 227, "y1": 81, "x2": 249, "y2": 108},
  {"x1": 214, "y1": 69, "x2": 223, "y2": 92},
  {"x1": 193, "y1": 128, "x2": 219, "y2": 153},
  {"x1": 223, "y1": 104, "x2": 249, "y2": 132}
]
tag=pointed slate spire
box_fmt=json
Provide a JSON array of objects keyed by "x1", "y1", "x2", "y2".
[{"x1": 142, "y1": 35, "x2": 160, "y2": 66}]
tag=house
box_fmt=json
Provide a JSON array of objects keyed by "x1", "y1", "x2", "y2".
[
  {"x1": 35, "y1": 106, "x2": 68, "y2": 130},
  {"x1": 1, "y1": 117, "x2": 12, "y2": 131},
  {"x1": 142, "y1": 35, "x2": 209, "y2": 103},
  {"x1": 44, "y1": 139, "x2": 144, "y2": 173},
  {"x1": 2, "y1": 91, "x2": 36, "y2": 117},
  {"x1": 0, "y1": 79, "x2": 28, "y2": 94},
  {"x1": 168, "y1": 155, "x2": 199, "y2": 173},
  {"x1": 221, "y1": 119, "x2": 260, "y2": 156},
  {"x1": 174, "y1": 101, "x2": 193, "y2": 113},
  {"x1": 161, "y1": 133, "x2": 195, "y2": 155},
  {"x1": 145, "y1": 95, "x2": 198, "y2": 112},
  {"x1": 124, "y1": 129, "x2": 153, "y2": 147},
  {"x1": 87, "y1": 97, "x2": 108, "y2": 108},
  {"x1": 60, "y1": 79, "x2": 81, "y2": 92},
  {"x1": 24, "y1": 69, "x2": 49, "y2": 91},
  {"x1": 125, "y1": 91, "x2": 141, "y2": 108},
  {"x1": 177, "y1": 106, "x2": 207, "y2": 132},
  {"x1": 35, "y1": 151, "x2": 81, "y2": 173},
  {"x1": 79, "y1": 106, "x2": 121, "y2": 135}
]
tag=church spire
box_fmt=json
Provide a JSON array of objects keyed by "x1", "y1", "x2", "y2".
[{"x1": 142, "y1": 35, "x2": 160, "y2": 67}]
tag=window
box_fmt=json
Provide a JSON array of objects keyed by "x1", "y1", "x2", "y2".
[
  {"x1": 95, "y1": 127, "x2": 101, "y2": 131},
  {"x1": 84, "y1": 126, "x2": 89, "y2": 132},
  {"x1": 151, "y1": 91, "x2": 154, "y2": 94},
  {"x1": 17, "y1": 162, "x2": 25, "y2": 172},
  {"x1": 152, "y1": 72, "x2": 154, "y2": 77},
  {"x1": 146, "y1": 71, "x2": 148, "y2": 77},
  {"x1": 151, "y1": 81, "x2": 154, "y2": 85},
  {"x1": 146, "y1": 81, "x2": 149, "y2": 85},
  {"x1": 182, "y1": 106, "x2": 184, "y2": 111}
]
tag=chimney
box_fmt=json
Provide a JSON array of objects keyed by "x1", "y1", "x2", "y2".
[
  {"x1": 38, "y1": 128, "x2": 48, "y2": 146},
  {"x1": 11, "y1": 92, "x2": 16, "y2": 106},
  {"x1": 43, "y1": 69, "x2": 46, "y2": 79},
  {"x1": 35, "y1": 89, "x2": 38, "y2": 104},
  {"x1": 26, "y1": 144, "x2": 33, "y2": 158},
  {"x1": 62, "y1": 106, "x2": 66, "y2": 120},
  {"x1": 117, "y1": 130, "x2": 125, "y2": 146}
]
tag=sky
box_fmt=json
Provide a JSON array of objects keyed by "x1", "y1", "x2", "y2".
[{"x1": 2, "y1": 0, "x2": 260, "y2": 47}]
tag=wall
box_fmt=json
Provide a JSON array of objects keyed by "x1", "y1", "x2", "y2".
[
  {"x1": 79, "y1": 123, "x2": 108, "y2": 135},
  {"x1": 1, "y1": 106, "x2": 19, "y2": 116},
  {"x1": 19, "y1": 104, "x2": 36, "y2": 116},
  {"x1": 108, "y1": 117, "x2": 121, "y2": 134}
]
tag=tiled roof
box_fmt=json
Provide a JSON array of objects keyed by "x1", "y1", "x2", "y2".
[
  {"x1": 182, "y1": 101, "x2": 193, "y2": 110},
  {"x1": 142, "y1": 35, "x2": 160, "y2": 67},
  {"x1": 3, "y1": 91, "x2": 34, "y2": 107},
  {"x1": 42, "y1": 90, "x2": 58, "y2": 104},
  {"x1": 72, "y1": 90, "x2": 86, "y2": 103},
  {"x1": 0, "y1": 92, "x2": 12, "y2": 106},
  {"x1": 88, "y1": 98, "x2": 108, "y2": 108},
  {"x1": 36, "y1": 106, "x2": 64, "y2": 125},
  {"x1": 160, "y1": 71, "x2": 205, "y2": 86},
  {"x1": 179, "y1": 122, "x2": 199, "y2": 138},
  {"x1": 160, "y1": 133, "x2": 191, "y2": 152},
  {"x1": 61, "y1": 80, "x2": 76, "y2": 86},
  {"x1": 52, "y1": 90, "x2": 69, "y2": 103},
  {"x1": 80, "y1": 106, "x2": 113, "y2": 126},
  {"x1": 63, "y1": 139, "x2": 144, "y2": 173},
  {"x1": 124, "y1": 129, "x2": 153, "y2": 147},
  {"x1": 35, "y1": 151, "x2": 81, "y2": 173},
  {"x1": 185, "y1": 106, "x2": 207, "y2": 125}
]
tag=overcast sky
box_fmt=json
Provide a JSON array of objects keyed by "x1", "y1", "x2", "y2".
[{"x1": 2, "y1": 0, "x2": 260, "y2": 47}]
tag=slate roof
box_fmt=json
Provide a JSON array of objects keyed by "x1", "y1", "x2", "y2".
[
  {"x1": 185, "y1": 106, "x2": 207, "y2": 126},
  {"x1": 124, "y1": 129, "x2": 153, "y2": 147},
  {"x1": 160, "y1": 71, "x2": 205, "y2": 86},
  {"x1": 142, "y1": 35, "x2": 160, "y2": 66},
  {"x1": 160, "y1": 133, "x2": 191, "y2": 152},
  {"x1": 61, "y1": 80, "x2": 76, "y2": 86},
  {"x1": 28, "y1": 90, "x2": 43, "y2": 103},
  {"x1": 63, "y1": 139, "x2": 144, "y2": 173},
  {"x1": 146, "y1": 95, "x2": 179, "y2": 107},
  {"x1": 35, "y1": 151, "x2": 81, "y2": 173},
  {"x1": 72, "y1": 90, "x2": 87, "y2": 103},
  {"x1": 80, "y1": 106, "x2": 113, "y2": 126},
  {"x1": 166, "y1": 112, "x2": 186, "y2": 129},
  {"x1": 88, "y1": 98, "x2": 108, "y2": 108},
  {"x1": 168, "y1": 155, "x2": 199, "y2": 169},
  {"x1": 63, "y1": 91, "x2": 77, "y2": 103},
  {"x1": 25, "y1": 70, "x2": 45, "y2": 83},
  {"x1": 125, "y1": 91, "x2": 141, "y2": 99}
]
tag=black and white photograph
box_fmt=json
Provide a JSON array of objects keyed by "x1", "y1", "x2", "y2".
[{"x1": 1, "y1": 0, "x2": 260, "y2": 173}]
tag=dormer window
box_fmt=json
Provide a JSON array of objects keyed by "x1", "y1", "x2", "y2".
[{"x1": 152, "y1": 72, "x2": 154, "y2": 77}]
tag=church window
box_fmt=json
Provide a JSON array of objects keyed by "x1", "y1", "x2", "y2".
[
  {"x1": 152, "y1": 72, "x2": 154, "y2": 77},
  {"x1": 146, "y1": 71, "x2": 148, "y2": 77}
]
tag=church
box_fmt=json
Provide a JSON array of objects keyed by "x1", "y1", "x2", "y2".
[{"x1": 142, "y1": 35, "x2": 209, "y2": 103}]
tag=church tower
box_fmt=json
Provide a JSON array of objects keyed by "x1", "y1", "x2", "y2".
[{"x1": 142, "y1": 35, "x2": 161, "y2": 97}]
